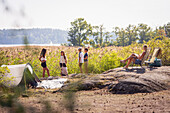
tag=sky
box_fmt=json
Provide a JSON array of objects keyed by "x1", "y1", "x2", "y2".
[{"x1": 0, "y1": 0, "x2": 170, "y2": 31}]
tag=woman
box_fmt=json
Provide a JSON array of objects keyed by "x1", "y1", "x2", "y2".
[
  {"x1": 39, "y1": 48, "x2": 50, "y2": 78},
  {"x1": 120, "y1": 45, "x2": 147, "y2": 69},
  {"x1": 60, "y1": 51, "x2": 68, "y2": 76}
]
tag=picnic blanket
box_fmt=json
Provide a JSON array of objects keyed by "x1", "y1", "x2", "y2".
[{"x1": 37, "y1": 78, "x2": 67, "y2": 89}]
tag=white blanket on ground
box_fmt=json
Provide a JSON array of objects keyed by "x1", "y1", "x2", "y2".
[{"x1": 37, "y1": 78, "x2": 67, "y2": 89}]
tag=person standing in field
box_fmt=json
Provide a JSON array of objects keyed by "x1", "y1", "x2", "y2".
[
  {"x1": 78, "y1": 47, "x2": 84, "y2": 73},
  {"x1": 60, "y1": 51, "x2": 68, "y2": 76},
  {"x1": 39, "y1": 48, "x2": 50, "y2": 78},
  {"x1": 84, "y1": 48, "x2": 88, "y2": 74}
]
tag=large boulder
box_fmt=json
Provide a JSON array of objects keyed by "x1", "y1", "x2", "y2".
[
  {"x1": 64, "y1": 66, "x2": 170, "y2": 94},
  {"x1": 108, "y1": 67, "x2": 170, "y2": 94}
]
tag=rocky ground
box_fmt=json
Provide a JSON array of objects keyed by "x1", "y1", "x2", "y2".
[
  {"x1": 0, "y1": 66, "x2": 170, "y2": 113},
  {"x1": 67, "y1": 66, "x2": 170, "y2": 94}
]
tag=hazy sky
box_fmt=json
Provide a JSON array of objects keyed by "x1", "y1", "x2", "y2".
[{"x1": 0, "y1": 0, "x2": 170, "y2": 31}]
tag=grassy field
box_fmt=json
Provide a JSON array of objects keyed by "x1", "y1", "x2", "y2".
[
  {"x1": 0, "y1": 46, "x2": 124, "y2": 78},
  {"x1": 0, "y1": 36, "x2": 170, "y2": 78}
]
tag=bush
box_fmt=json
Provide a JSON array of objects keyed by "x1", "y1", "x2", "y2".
[{"x1": 0, "y1": 66, "x2": 13, "y2": 86}]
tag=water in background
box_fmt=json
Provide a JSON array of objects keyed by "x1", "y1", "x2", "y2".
[{"x1": 0, "y1": 44, "x2": 61, "y2": 47}]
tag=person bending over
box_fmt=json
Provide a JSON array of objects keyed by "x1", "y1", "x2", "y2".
[{"x1": 120, "y1": 45, "x2": 147, "y2": 69}]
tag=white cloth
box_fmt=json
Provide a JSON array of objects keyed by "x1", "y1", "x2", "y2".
[
  {"x1": 41, "y1": 57, "x2": 46, "y2": 61},
  {"x1": 37, "y1": 78, "x2": 67, "y2": 89},
  {"x1": 60, "y1": 56, "x2": 66, "y2": 63},
  {"x1": 134, "y1": 53, "x2": 139, "y2": 57},
  {"x1": 78, "y1": 52, "x2": 84, "y2": 63}
]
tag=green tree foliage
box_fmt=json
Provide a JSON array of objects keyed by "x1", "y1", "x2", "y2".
[
  {"x1": 165, "y1": 22, "x2": 170, "y2": 37},
  {"x1": 99, "y1": 25, "x2": 104, "y2": 46},
  {"x1": 89, "y1": 39, "x2": 95, "y2": 47},
  {"x1": 103, "y1": 32, "x2": 113, "y2": 46},
  {"x1": 68, "y1": 18, "x2": 92, "y2": 46},
  {"x1": 92, "y1": 26, "x2": 100, "y2": 45},
  {"x1": 113, "y1": 27, "x2": 127, "y2": 46},
  {"x1": 137, "y1": 24, "x2": 152, "y2": 43},
  {"x1": 68, "y1": 18, "x2": 168, "y2": 47},
  {"x1": 125, "y1": 24, "x2": 138, "y2": 45},
  {"x1": 91, "y1": 25, "x2": 106, "y2": 46},
  {"x1": 92, "y1": 25, "x2": 113, "y2": 47}
]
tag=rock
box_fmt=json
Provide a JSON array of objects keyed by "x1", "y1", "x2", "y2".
[
  {"x1": 65, "y1": 66, "x2": 170, "y2": 94},
  {"x1": 69, "y1": 73, "x2": 87, "y2": 78},
  {"x1": 108, "y1": 66, "x2": 170, "y2": 94},
  {"x1": 60, "y1": 76, "x2": 104, "y2": 91}
]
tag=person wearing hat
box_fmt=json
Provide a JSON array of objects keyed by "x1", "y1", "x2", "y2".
[{"x1": 78, "y1": 47, "x2": 84, "y2": 73}]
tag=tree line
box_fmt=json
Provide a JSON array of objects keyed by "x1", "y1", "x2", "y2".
[
  {"x1": 0, "y1": 28, "x2": 68, "y2": 44},
  {"x1": 67, "y1": 18, "x2": 170, "y2": 47}
]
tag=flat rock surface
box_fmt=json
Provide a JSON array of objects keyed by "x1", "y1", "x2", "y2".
[
  {"x1": 66, "y1": 66, "x2": 170, "y2": 94},
  {"x1": 107, "y1": 66, "x2": 170, "y2": 94}
]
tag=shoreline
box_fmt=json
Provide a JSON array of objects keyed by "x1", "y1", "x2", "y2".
[{"x1": 0, "y1": 44, "x2": 61, "y2": 48}]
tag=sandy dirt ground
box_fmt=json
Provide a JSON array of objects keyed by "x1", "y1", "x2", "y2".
[{"x1": 0, "y1": 89, "x2": 170, "y2": 113}]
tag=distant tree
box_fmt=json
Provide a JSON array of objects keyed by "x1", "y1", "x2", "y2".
[
  {"x1": 83, "y1": 38, "x2": 89, "y2": 45},
  {"x1": 165, "y1": 22, "x2": 170, "y2": 38},
  {"x1": 113, "y1": 27, "x2": 127, "y2": 46},
  {"x1": 110, "y1": 39, "x2": 118, "y2": 46},
  {"x1": 137, "y1": 24, "x2": 151, "y2": 43},
  {"x1": 92, "y1": 26, "x2": 100, "y2": 45},
  {"x1": 125, "y1": 24, "x2": 138, "y2": 45},
  {"x1": 0, "y1": 29, "x2": 68, "y2": 44},
  {"x1": 99, "y1": 25, "x2": 104, "y2": 46},
  {"x1": 92, "y1": 25, "x2": 105, "y2": 46},
  {"x1": 104, "y1": 32, "x2": 113, "y2": 46},
  {"x1": 89, "y1": 39, "x2": 95, "y2": 47},
  {"x1": 68, "y1": 18, "x2": 92, "y2": 46}
]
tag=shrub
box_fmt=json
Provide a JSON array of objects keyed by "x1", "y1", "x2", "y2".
[{"x1": 0, "y1": 66, "x2": 13, "y2": 86}]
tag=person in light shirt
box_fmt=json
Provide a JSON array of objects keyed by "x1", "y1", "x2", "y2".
[
  {"x1": 60, "y1": 51, "x2": 68, "y2": 76},
  {"x1": 78, "y1": 47, "x2": 84, "y2": 73}
]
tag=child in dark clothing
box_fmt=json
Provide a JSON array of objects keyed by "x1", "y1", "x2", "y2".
[
  {"x1": 39, "y1": 48, "x2": 50, "y2": 78},
  {"x1": 84, "y1": 48, "x2": 88, "y2": 74}
]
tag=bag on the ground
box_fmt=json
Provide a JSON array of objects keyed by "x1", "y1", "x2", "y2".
[
  {"x1": 149, "y1": 58, "x2": 162, "y2": 67},
  {"x1": 61, "y1": 67, "x2": 68, "y2": 76}
]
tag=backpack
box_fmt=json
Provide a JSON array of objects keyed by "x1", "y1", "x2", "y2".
[{"x1": 149, "y1": 58, "x2": 162, "y2": 67}]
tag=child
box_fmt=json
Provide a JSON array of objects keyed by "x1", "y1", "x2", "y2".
[
  {"x1": 120, "y1": 45, "x2": 148, "y2": 69},
  {"x1": 78, "y1": 47, "x2": 84, "y2": 73},
  {"x1": 39, "y1": 48, "x2": 50, "y2": 78},
  {"x1": 60, "y1": 51, "x2": 68, "y2": 76},
  {"x1": 84, "y1": 48, "x2": 88, "y2": 74}
]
